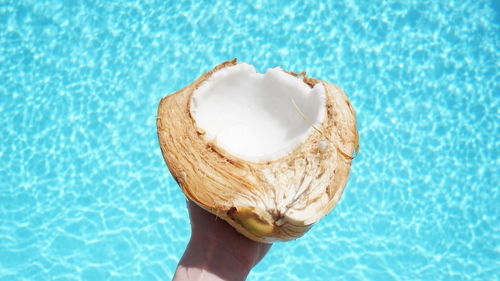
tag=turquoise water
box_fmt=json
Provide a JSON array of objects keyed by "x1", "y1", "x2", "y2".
[{"x1": 1, "y1": 0, "x2": 498, "y2": 280}]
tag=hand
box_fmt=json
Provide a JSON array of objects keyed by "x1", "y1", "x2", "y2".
[{"x1": 173, "y1": 200, "x2": 272, "y2": 281}]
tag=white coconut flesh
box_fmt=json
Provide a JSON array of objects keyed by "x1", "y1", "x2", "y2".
[{"x1": 190, "y1": 63, "x2": 326, "y2": 163}]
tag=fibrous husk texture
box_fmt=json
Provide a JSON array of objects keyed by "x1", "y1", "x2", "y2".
[{"x1": 157, "y1": 59, "x2": 358, "y2": 242}]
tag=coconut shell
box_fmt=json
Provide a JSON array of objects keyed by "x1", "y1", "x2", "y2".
[{"x1": 157, "y1": 59, "x2": 358, "y2": 243}]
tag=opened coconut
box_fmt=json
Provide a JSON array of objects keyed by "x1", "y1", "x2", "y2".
[{"x1": 157, "y1": 59, "x2": 358, "y2": 243}]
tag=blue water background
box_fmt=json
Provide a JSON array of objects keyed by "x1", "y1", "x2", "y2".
[{"x1": 1, "y1": 0, "x2": 498, "y2": 280}]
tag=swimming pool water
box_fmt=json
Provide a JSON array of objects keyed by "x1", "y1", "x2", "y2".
[{"x1": 1, "y1": 0, "x2": 498, "y2": 280}]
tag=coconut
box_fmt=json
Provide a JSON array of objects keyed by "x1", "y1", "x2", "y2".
[{"x1": 157, "y1": 59, "x2": 358, "y2": 243}]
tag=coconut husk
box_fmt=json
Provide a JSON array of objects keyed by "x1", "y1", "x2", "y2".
[{"x1": 157, "y1": 59, "x2": 358, "y2": 242}]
